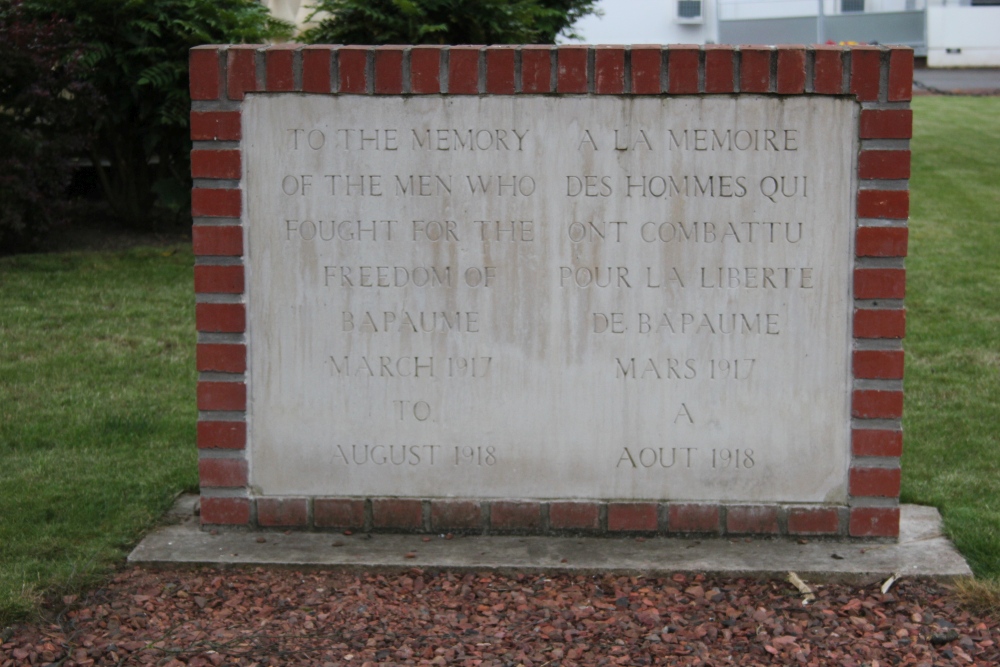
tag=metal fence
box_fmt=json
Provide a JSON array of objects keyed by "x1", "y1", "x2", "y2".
[
  {"x1": 718, "y1": 13, "x2": 926, "y2": 50},
  {"x1": 717, "y1": 0, "x2": 927, "y2": 52}
]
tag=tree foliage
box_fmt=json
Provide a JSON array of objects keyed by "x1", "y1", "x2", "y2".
[
  {"x1": 17, "y1": 0, "x2": 292, "y2": 228},
  {"x1": 0, "y1": 0, "x2": 98, "y2": 252},
  {"x1": 299, "y1": 0, "x2": 599, "y2": 45}
]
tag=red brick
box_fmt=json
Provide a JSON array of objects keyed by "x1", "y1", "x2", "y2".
[
  {"x1": 372, "y1": 499, "x2": 423, "y2": 529},
  {"x1": 491, "y1": 501, "x2": 542, "y2": 531},
  {"x1": 199, "y1": 457, "x2": 247, "y2": 487},
  {"x1": 226, "y1": 46, "x2": 259, "y2": 101},
  {"x1": 813, "y1": 46, "x2": 844, "y2": 94},
  {"x1": 860, "y1": 109, "x2": 912, "y2": 139},
  {"x1": 859, "y1": 150, "x2": 911, "y2": 180},
  {"x1": 197, "y1": 381, "x2": 246, "y2": 411},
  {"x1": 374, "y1": 46, "x2": 404, "y2": 94},
  {"x1": 855, "y1": 268, "x2": 906, "y2": 299},
  {"x1": 258, "y1": 498, "x2": 308, "y2": 527},
  {"x1": 200, "y1": 496, "x2": 250, "y2": 525},
  {"x1": 190, "y1": 47, "x2": 220, "y2": 100},
  {"x1": 448, "y1": 46, "x2": 481, "y2": 94},
  {"x1": 850, "y1": 468, "x2": 901, "y2": 498},
  {"x1": 740, "y1": 47, "x2": 771, "y2": 93},
  {"x1": 856, "y1": 227, "x2": 908, "y2": 257},
  {"x1": 410, "y1": 46, "x2": 441, "y2": 93},
  {"x1": 191, "y1": 150, "x2": 240, "y2": 180},
  {"x1": 557, "y1": 46, "x2": 588, "y2": 93},
  {"x1": 430, "y1": 501, "x2": 482, "y2": 531},
  {"x1": 192, "y1": 225, "x2": 242, "y2": 256},
  {"x1": 776, "y1": 46, "x2": 806, "y2": 94},
  {"x1": 549, "y1": 502, "x2": 600, "y2": 531},
  {"x1": 858, "y1": 189, "x2": 909, "y2": 220},
  {"x1": 853, "y1": 349, "x2": 904, "y2": 380},
  {"x1": 668, "y1": 45, "x2": 699, "y2": 94},
  {"x1": 197, "y1": 421, "x2": 246, "y2": 450},
  {"x1": 302, "y1": 46, "x2": 331, "y2": 93},
  {"x1": 849, "y1": 506, "x2": 900, "y2": 537},
  {"x1": 852, "y1": 429, "x2": 903, "y2": 457},
  {"x1": 608, "y1": 503, "x2": 658, "y2": 532},
  {"x1": 192, "y1": 188, "x2": 240, "y2": 218},
  {"x1": 485, "y1": 46, "x2": 516, "y2": 94},
  {"x1": 788, "y1": 508, "x2": 840, "y2": 535},
  {"x1": 852, "y1": 390, "x2": 904, "y2": 419},
  {"x1": 196, "y1": 267, "x2": 244, "y2": 301},
  {"x1": 521, "y1": 46, "x2": 552, "y2": 93},
  {"x1": 854, "y1": 308, "x2": 905, "y2": 339},
  {"x1": 704, "y1": 45, "x2": 734, "y2": 93},
  {"x1": 668, "y1": 504, "x2": 721, "y2": 533},
  {"x1": 196, "y1": 303, "x2": 245, "y2": 333},
  {"x1": 190, "y1": 111, "x2": 241, "y2": 141},
  {"x1": 197, "y1": 343, "x2": 246, "y2": 373},
  {"x1": 630, "y1": 46, "x2": 662, "y2": 94},
  {"x1": 314, "y1": 499, "x2": 365, "y2": 528},
  {"x1": 850, "y1": 46, "x2": 881, "y2": 102},
  {"x1": 194, "y1": 265, "x2": 244, "y2": 294},
  {"x1": 265, "y1": 45, "x2": 296, "y2": 91},
  {"x1": 726, "y1": 505, "x2": 779, "y2": 534},
  {"x1": 888, "y1": 48, "x2": 914, "y2": 102},
  {"x1": 339, "y1": 46, "x2": 369, "y2": 93},
  {"x1": 595, "y1": 46, "x2": 625, "y2": 94}
]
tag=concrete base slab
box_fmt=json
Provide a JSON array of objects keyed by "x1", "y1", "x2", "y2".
[{"x1": 129, "y1": 497, "x2": 971, "y2": 584}]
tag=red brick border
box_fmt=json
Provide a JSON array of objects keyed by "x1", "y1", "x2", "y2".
[
  {"x1": 258, "y1": 498, "x2": 309, "y2": 527},
  {"x1": 430, "y1": 501, "x2": 483, "y2": 532},
  {"x1": 727, "y1": 506, "x2": 779, "y2": 535},
  {"x1": 788, "y1": 507, "x2": 841, "y2": 535},
  {"x1": 491, "y1": 501, "x2": 542, "y2": 531},
  {"x1": 314, "y1": 498, "x2": 365, "y2": 529},
  {"x1": 191, "y1": 45, "x2": 912, "y2": 538},
  {"x1": 549, "y1": 502, "x2": 601, "y2": 531},
  {"x1": 372, "y1": 498, "x2": 423, "y2": 530},
  {"x1": 607, "y1": 503, "x2": 658, "y2": 533},
  {"x1": 668, "y1": 504, "x2": 721, "y2": 534}
]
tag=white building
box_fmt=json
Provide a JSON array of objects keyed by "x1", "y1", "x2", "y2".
[
  {"x1": 569, "y1": 0, "x2": 1000, "y2": 67},
  {"x1": 261, "y1": 0, "x2": 1000, "y2": 67}
]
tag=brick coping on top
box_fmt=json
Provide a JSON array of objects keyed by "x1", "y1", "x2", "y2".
[{"x1": 190, "y1": 44, "x2": 912, "y2": 539}]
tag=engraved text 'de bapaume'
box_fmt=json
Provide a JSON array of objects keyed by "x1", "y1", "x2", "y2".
[{"x1": 244, "y1": 96, "x2": 856, "y2": 502}]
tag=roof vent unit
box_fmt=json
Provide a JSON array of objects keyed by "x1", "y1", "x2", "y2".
[{"x1": 677, "y1": 0, "x2": 703, "y2": 24}]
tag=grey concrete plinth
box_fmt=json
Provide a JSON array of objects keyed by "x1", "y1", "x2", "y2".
[{"x1": 128, "y1": 497, "x2": 971, "y2": 584}]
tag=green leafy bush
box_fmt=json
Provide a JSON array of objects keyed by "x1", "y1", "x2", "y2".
[
  {"x1": 0, "y1": 0, "x2": 97, "y2": 252},
  {"x1": 19, "y1": 0, "x2": 291, "y2": 228},
  {"x1": 300, "y1": 0, "x2": 599, "y2": 45}
]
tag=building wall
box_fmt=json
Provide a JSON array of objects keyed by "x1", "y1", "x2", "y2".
[
  {"x1": 571, "y1": 0, "x2": 716, "y2": 44},
  {"x1": 927, "y1": 6, "x2": 1000, "y2": 67}
]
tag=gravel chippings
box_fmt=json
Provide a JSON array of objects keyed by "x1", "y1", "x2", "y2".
[{"x1": 2, "y1": 568, "x2": 998, "y2": 666}]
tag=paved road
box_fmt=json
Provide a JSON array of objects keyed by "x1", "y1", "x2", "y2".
[{"x1": 914, "y1": 67, "x2": 1000, "y2": 94}]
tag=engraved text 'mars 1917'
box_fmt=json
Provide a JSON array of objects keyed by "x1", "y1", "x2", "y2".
[{"x1": 244, "y1": 95, "x2": 857, "y2": 503}]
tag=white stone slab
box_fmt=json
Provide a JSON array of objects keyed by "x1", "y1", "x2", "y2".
[{"x1": 242, "y1": 95, "x2": 858, "y2": 502}]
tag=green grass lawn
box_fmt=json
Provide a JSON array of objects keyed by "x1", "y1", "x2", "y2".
[
  {"x1": 903, "y1": 96, "x2": 1000, "y2": 579},
  {"x1": 0, "y1": 96, "x2": 998, "y2": 624},
  {"x1": 0, "y1": 247, "x2": 198, "y2": 623}
]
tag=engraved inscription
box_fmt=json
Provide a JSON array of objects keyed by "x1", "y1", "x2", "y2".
[{"x1": 245, "y1": 96, "x2": 856, "y2": 503}]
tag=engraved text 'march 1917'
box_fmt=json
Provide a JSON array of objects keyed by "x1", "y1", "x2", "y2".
[
  {"x1": 243, "y1": 95, "x2": 857, "y2": 504},
  {"x1": 191, "y1": 45, "x2": 914, "y2": 537}
]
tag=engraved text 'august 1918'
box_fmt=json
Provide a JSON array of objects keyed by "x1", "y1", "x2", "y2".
[{"x1": 244, "y1": 95, "x2": 856, "y2": 503}]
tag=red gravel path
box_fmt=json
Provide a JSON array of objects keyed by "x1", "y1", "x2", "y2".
[{"x1": 3, "y1": 568, "x2": 997, "y2": 666}]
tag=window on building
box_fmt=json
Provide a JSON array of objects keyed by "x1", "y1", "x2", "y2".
[{"x1": 678, "y1": 0, "x2": 702, "y2": 19}]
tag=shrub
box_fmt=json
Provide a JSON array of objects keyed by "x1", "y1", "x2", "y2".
[
  {"x1": 19, "y1": 0, "x2": 292, "y2": 229},
  {"x1": 0, "y1": 0, "x2": 97, "y2": 252},
  {"x1": 299, "y1": 0, "x2": 599, "y2": 45}
]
